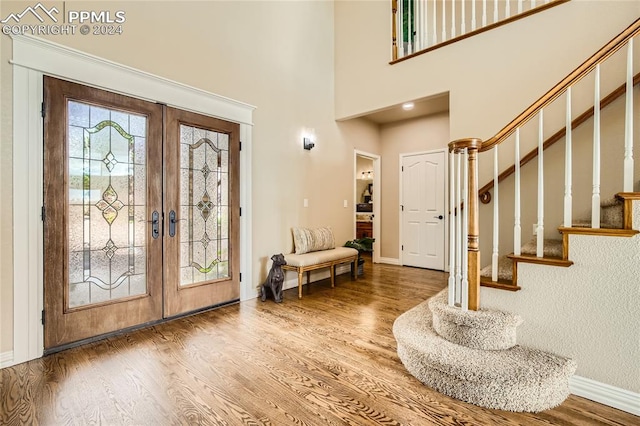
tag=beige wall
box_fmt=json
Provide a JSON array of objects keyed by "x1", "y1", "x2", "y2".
[
  {"x1": 482, "y1": 200, "x2": 640, "y2": 393},
  {"x1": 379, "y1": 113, "x2": 450, "y2": 260},
  {"x1": 335, "y1": 0, "x2": 639, "y2": 141},
  {"x1": 0, "y1": 1, "x2": 380, "y2": 354}
]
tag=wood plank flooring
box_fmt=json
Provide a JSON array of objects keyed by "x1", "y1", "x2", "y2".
[{"x1": 1, "y1": 259, "x2": 638, "y2": 425}]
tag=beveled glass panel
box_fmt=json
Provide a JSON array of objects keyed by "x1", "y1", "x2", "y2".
[
  {"x1": 67, "y1": 100, "x2": 148, "y2": 309},
  {"x1": 179, "y1": 124, "x2": 230, "y2": 286}
]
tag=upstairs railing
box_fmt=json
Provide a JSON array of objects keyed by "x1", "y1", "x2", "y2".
[
  {"x1": 391, "y1": 0, "x2": 569, "y2": 62},
  {"x1": 448, "y1": 18, "x2": 639, "y2": 310}
]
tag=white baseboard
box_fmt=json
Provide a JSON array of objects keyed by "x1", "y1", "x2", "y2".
[
  {"x1": 570, "y1": 375, "x2": 640, "y2": 416},
  {"x1": 378, "y1": 257, "x2": 400, "y2": 265},
  {"x1": 0, "y1": 351, "x2": 14, "y2": 369}
]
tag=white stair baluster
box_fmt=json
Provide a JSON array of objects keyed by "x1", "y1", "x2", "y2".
[
  {"x1": 442, "y1": 0, "x2": 447, "y2": 43},
  {"x1": 451, "y1": 0, "x2": 456, "y2": 38},
  {"x1": 482, "y1": 0, "x2": 487, "y2": 27},
  {"x1": 432, "y1": 0, "x2": 437, "y2": 45},
  {"x1": 423, "y1": 0, "x2": 429, "y2": 48},
  {"x1": 518, "y1": 0, "x2": 523, "y2": 14},
  {"x1": 505, "y1": 0, "x2": 511, "y2": 18},
  {"x1": 415, "y1": 0, "x2": 421, "y2": 51},
  {"x1": 592, "y1": 64, "x2": 601, "y2": 228},
  {"x1": 531, "y1": 0, "x2": 536, "y2": 9},
  {"x1": 492, "y1": 145, "x2": 499, "y2": 282},
  {"x1": 461, "y1": 148, "x2": 469, "y2": 311},
  {"x1": 408, "y1": 0, "x2": 413, "y2": 54},
  {"x1": 493, "y1": 0, "x2": 499, "y2": 23},
  {"x1": 514, "y1": 128, "x2": 522, "y2": 256},
  {"x1": 564, "y1": 87, "x2": 573, "y2": 227},
  {"x1": 471, "y1": 0, "x2": 477, "y2": 31},
  {"x1": 537, "y1": 110, "x2": 545, "y2": 257},
  {"x1": 461, "y1": 0, "x2": 466, "y2": 35},
  {"x1": 448, "y1": 149, "x2": 456, "y2": 306},
  {"x1": 398, "y1": 0, "x2": 405, "y2": 57},
  {"x1": 455, "y1": 151, "x2": 462, "y2": 305},
  {"x1": 624, "y1": 38, "x2": 634, "y2": 192}
]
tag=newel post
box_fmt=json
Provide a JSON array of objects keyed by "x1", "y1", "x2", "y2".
[
  {"x1": 466, "y1": 141, "x2": 481, "y2": 310},
  {"x1": 449, "y1": 138, "x2": 482, "y2": 311}
]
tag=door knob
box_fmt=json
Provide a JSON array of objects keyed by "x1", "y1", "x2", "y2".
[{"x1": 434, "y1": 215, "x2": 444, "y2": 220}]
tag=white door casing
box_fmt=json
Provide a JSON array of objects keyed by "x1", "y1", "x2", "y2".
[{"x1": 401, "y1": 151, "x2": 446, "y2": 269}]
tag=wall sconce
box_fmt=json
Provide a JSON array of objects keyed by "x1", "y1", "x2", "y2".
[{"x1": 303, "y1": 137, "x2": 315, "y2": 150}]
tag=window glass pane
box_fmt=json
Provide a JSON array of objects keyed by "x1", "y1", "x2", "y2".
[
  {"x1": 179, "y1": 124, "x2": 230, "y2": 286},
  {"x1": 67, "y1": 100, "x2": 148, "y2": 308}
]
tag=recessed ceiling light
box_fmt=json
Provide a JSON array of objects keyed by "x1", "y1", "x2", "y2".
[{"x1": 402, "y1": 102, "x2": 414, "y2": 111}]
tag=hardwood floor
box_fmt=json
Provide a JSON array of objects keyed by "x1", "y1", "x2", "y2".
[{"x1": 1, "y1": 259, "x2": 638, "y2": 425}]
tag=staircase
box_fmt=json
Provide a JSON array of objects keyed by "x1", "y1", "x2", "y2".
[
  {"x1": 393, "y1": 290, "x2": 577, "y2": 412},
  {"x1": 394, "y1": 18, "x2": 640, "y2": 415},
  {"x1": 480, "y1": 194, "x2": 637, "y2": 289}
]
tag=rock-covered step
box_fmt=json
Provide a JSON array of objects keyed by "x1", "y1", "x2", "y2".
[
  {"x1": 393, "y1": 297, "x2": 576, "y2": 412},
  {"x1": 429, "y1": 290, "x2": 522, "y2": 350}
]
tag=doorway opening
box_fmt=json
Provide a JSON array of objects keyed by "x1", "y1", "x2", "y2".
[
  {"x1": 354, "y1": 150, "x2": 381, "y2": 263},
  {"x1": 43, "y1": 77, "x2": 240, "y2": 351}
]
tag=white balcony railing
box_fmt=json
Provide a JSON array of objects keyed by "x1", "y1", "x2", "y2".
[{"x1": 392, "y1": 0, "x2": 568, "y2": 61}]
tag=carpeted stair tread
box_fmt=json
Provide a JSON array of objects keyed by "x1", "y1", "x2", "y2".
[
  {"x1": 429, "y1": 290, "x2": 522, "y2": 350},
  {"x1": 393, "y1": 298, "x2": 576, "y2": 412},
  {"x1": 480, "y1": 239, "x2": 563, "y2": 282}
]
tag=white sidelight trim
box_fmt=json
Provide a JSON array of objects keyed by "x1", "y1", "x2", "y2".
[
  {"x1": 461, "y1": 149, "x2": 469, "y2": 311},
  {"x1": 491, "y1": 146, "x2": 499, "y2": 282},
  {"x1": 536, "y1": 110, "x2": 545, "y2": 257},
  {"x1": 592, "y1": 64, "x2": 601, "y2": 228},
  {"x1": 564, "y1": 87, "x2": 573, "y2": 227},
  {"x1": 9, "y1": 35, "x2": 255, "y2": 366},
  {"x1": 570, "y1": 376, "x2": 640, "y2": 416},
  {"x1": 624, "y1": 38, "x2": 634, "y2": 192},
  {"x1": 448, "y1": 150, "x2": 456, "y2": 306},
  {"x1": 514, "y1": 128, "x2": 522, "y2": 256}
]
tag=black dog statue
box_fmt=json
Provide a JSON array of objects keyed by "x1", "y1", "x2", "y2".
[{"x1": 260, "y1": 253, "x2": 286, "y2": 303}]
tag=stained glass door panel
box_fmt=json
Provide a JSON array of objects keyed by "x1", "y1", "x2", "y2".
[
  {"x1": 68, "y1": 101, "x2": 148, "y2": 308},
  {"x1": 179, "y1": 124, "x2": 230, "y2": 286},
  {"x1": 44, "y1": 77, "x2": 163, "y2": 350},
  {"x1": 164, "y1": 107, "x2": 240, "y2": 317}
]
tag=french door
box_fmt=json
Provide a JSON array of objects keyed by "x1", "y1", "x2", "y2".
[{"x1": 43, "y1": 77, "x2": 240, "y2": 350}]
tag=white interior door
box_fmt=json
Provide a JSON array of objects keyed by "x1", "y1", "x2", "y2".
[{"x1": 401, "y1": 151, "x2": 445, "y2": 269}]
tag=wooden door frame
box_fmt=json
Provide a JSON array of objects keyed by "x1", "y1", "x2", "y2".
[
  {"x1": 398, "y1": 148, "x2": 449, "y2": 270},
  {"x1": 353, "y1": 150, "x2": 381, "y2": 264},
  {"x1": 8, "y1": 35, "x2": 254, "y2": 367}
]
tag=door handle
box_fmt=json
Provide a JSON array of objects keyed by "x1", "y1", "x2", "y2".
[
  {"x1": 169, "y1": 210, "x2": 177, "y2": 237},
  {"x1": 434, "y1": 215, "x2": 444, "y2": 220},
  {"x1": 151, "y1": 210, "x2": 160, "y2": 239}
]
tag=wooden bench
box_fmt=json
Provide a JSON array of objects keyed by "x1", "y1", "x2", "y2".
[{"x1": 283, "y1": 247, "x2": 359, "y2": 299}]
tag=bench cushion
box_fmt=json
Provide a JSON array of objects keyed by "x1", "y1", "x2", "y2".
[
  {"x1": 292, "y1": 226, "x2": 335, "y2": 254},
  {"x1": 284, "y1": 247, "x2": 358, "y2": 267}
]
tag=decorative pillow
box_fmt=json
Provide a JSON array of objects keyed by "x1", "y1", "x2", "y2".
[{"x1": 292, "y1": 226, "x2": 335, "y2": 254}]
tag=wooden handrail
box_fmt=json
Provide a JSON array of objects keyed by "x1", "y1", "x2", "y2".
[
  {"x1": 479, "y1": 18, "x2": 640, "y2": 153},
  {"x1": 479, "y1": 72, "x2": 640, "y2": 203}
]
